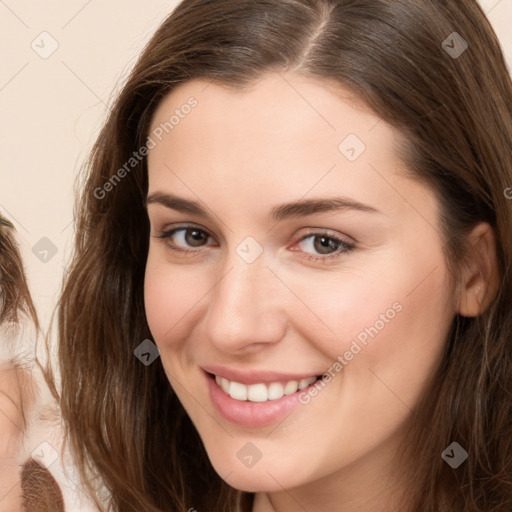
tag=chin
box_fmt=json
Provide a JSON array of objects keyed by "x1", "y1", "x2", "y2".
[
  {"x1": 207, "y1": 452, "x2": 305, "y2": 494},
  {"x1": 220, "y1": 470, "x2": 289, "y2": 493}
]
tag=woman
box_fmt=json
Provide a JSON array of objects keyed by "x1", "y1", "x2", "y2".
[
  {"x1": 0, "y1": 215, "x2": 65, "y2": 512},
  {"x1": 56, "y1": 0, "x2": 512, "y2": 511}
]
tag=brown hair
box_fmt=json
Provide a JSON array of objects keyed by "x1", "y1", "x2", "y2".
[
  {"x1": 55, "y1": 1, "x2": 512, "y2": 511},
  {"x1": 21, "y1": 460, "x2": 65, "y2": 512},
  {"x1": 0, "y1": 216, "x2": 37, "y2": 328}
]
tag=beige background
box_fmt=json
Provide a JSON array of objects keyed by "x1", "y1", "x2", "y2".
[
  {"x1": 0, "y1": 0, "x2": 511, "y2": 508},
  {"x1": 0, "y1": 0, "x2": 181, "y2": 335},
  {"x1": 1, "y1": 0, "x2": 511, "y2": 336}
]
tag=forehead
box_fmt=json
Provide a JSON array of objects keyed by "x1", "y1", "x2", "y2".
[
  {"x1": 146, "y1": 72, "x2": 438, "y2": 226},
  {"x1": 147, "y1": 72, "x2": 403, "y2": 180},
  {"x1": 149, "y1": 72, "x2": 389, "y2": 142}
]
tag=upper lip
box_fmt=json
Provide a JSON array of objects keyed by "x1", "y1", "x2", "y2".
[{"x1": 202, "y1": 365, "x2": 321, "y2": 385}]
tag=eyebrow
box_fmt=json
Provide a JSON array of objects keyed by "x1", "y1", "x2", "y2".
[{"x1": 146, "y1": 192, "x2": 382, "y2": 222}]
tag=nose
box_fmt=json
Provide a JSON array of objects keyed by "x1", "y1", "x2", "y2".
[{"x1": 204, "y1": 250, "x2": 288, "y2": 354}]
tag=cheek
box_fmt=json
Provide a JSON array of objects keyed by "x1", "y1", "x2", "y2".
[
  {"x1": 324, "y1": 255, "x2": 454, "y2": 424},
  {"x1": 293, "y1": 243, "x2": 454, "y2": 415},
  {"x1": 143, "y1": 250, "x2": 212, "y2": 350},
  {"x1": 144, "y1": 251, "x2": 185, "y2": 344},
  {"x1": 315, "y1": 244, "x2": 453, "y2": 359}
]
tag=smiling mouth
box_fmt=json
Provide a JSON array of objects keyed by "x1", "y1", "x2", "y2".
[{"x1": 208, "y1": 372, "x2": 322, "y2": 403}]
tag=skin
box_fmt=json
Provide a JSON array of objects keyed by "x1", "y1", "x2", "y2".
[
  {"x1": 144, "y1": 72, "x2": 499, "y2": 512},
  {"x1": 0, "y1": 362, "x2": 31, "y2": 512}
]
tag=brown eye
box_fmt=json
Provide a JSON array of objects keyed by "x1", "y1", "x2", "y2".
[
  {"x1": 294, "y1": 231, "x2": 356, "y2": 263},
  {"x1": 313, "y1": 235, "x2": 341, "y2": 255},
  {"x1": 183, "y1": 229, "x2": 209, "y2": 247},
  {"x1": 298, "y1": 234, "x2": 349, "y2": 255},
  {"x1": 157, "y1": 226, "x2": 215, "y2": 252}
]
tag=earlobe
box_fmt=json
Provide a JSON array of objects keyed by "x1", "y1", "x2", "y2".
[{"x1": 456, "y1": 222, "x2": 500, "y2": 317}]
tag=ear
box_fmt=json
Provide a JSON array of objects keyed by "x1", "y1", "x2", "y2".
[{"x1": 456, "y1": 222, "x2": 500, "y2": 317}]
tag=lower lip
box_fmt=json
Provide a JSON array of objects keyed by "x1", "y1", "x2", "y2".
[{"x1": 204, "y1": 371, "x2": 317, "y2": 428}]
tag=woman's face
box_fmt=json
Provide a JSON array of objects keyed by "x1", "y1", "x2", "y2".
[{"x1": 144, "y1": 73, "x2": 458, "y2": 503}]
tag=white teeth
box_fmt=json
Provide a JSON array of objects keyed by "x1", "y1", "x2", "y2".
[
  {"x1": 298, "y1": 378, "x2": 312, "y2": 390},
  {"x1": 284, "y1": 380, "x2": 299, "y2": 395},
  {"x1": 220, "y1": 377, "x2": 230, "y2": 394},
  {"x1": 215, "y1": 375, "x2": 317, "y2": 402},
  {"x1": 229, "y1": 381, "x2": 248, "y2": 401},
  {"x1": 215, "y1": 375, "x2": 230, "y2": 394},
  {"x1": 247, "y1": 383, "x2": 268, "y2": 402},
  {"x1": 268, "y1": 382, "x2": 284, "y2": 400}
]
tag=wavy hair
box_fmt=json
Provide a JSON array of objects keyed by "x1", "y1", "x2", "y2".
[
  {"x1": 0, "y1": 215, "x2": 37, "y2": 328},
  {"x1": 55, "y1": 1, "x2": 512, "y2": 511}
]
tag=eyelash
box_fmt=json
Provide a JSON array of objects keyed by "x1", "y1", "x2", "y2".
[{"x1": 154, "y1": 225, "x2": 356, "y2": 263}]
